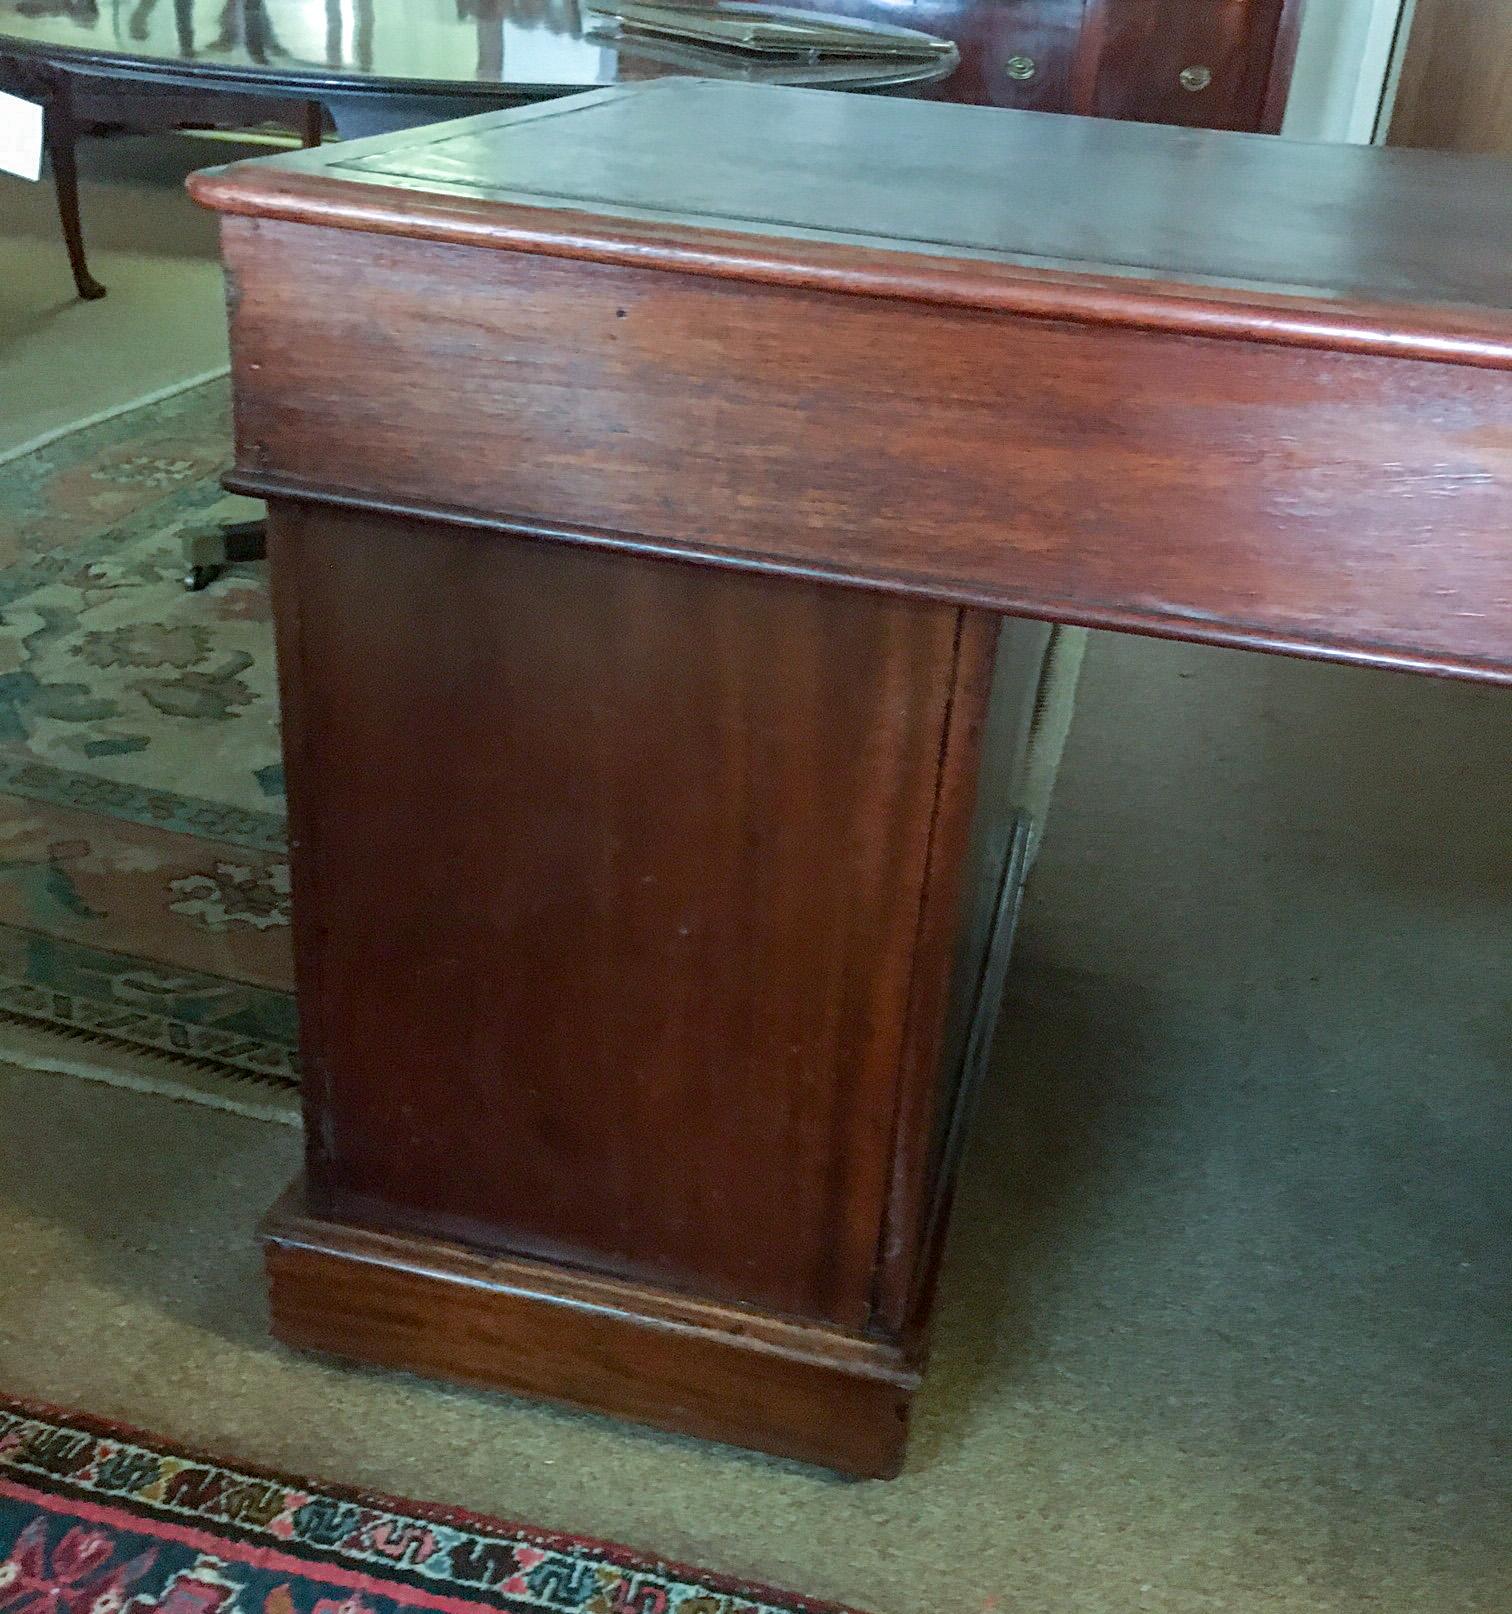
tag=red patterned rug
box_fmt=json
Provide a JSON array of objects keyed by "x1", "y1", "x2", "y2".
[{"x1": 0, "y1": 1397, "x2": 865, "y2": 1614}]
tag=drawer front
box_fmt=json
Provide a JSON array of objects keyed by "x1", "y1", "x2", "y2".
[
  {"x1": 224, "y1": 218, "x2": 1512, "y2": 684},
  {"x1": 1083, "y1": 0, "x2": 1284, "y2": 130}
]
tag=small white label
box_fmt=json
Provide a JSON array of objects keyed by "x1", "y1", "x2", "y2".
[{"x1": 0, "y1": 90, "x2": 44, "y2": 182}]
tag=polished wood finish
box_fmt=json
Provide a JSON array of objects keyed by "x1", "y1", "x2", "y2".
[
  {"x1": 267, "y1": 498, "x2": 989, "y2": 1330},
  {"x1": 1388, "y1": 0, "x2": 1512, "y2": 154},
  {"x1": 201, "y1": 87, "x2": 1512, "y2": 681},
  {"x1": 0, "y1": 53, "x2": 104, "y2": 299},
  {"x1": 6, "y1": 0, "x2": 1303, "y2": 305},
  {"x1": 192, "y1": 83, "x2": 1512, "y2": 1474},
  {"x1": 42, "y1": 71, "x2": 105, "y2": 301},
  {"x1": 0, "y1": 44, "x2": 325, "y2": 302},
  {"x1": 263, "y1": 1186, "x2": 919, "y2": 1477},
  {"x1": 0, "y1": 0, "x2": 954, "y2": 101},
  {"x1": 0, "y1": 0, "x2": 942, "y2": 308},
  {"x1": 224, "y1": 223, "x2": 1511, "y2": 680},
  {"x1": 254, "y1": 491, "x2": 1030, "y2": 1475},
  {"x1": 1077, "y1": 0, "x2": 1287, "y2": 132},
  {"x1": 821, "y1": 0, "x2": 1307, "y2": 126},
  {"x1": 924, "y1": 0, "x2": 1086, "y2": 113},
  {"x1": 198, "y1": 85, "x2": 1512, "y2": 358}
]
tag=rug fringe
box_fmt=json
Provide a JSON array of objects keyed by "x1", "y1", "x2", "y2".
[{"x1": 0, "y1": 1010, "x2": 300, "y2": 1125}]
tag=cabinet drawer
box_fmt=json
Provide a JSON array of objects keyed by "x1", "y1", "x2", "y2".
[
  {"x1": 1084, "y1": 0, "x2": 1283, "y2": 130},
  {"x1": 931, "y1": 0, "x2": 1085, "y2": 110},
  {"x1": 223, "y1": 213, "x2": 1512, "y2": 684},
  {"x1": 771, "y1": 0, "x2": 1085, "y2": 111}
]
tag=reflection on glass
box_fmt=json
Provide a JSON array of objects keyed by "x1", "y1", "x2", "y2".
[
  {"x1": 0, "y1": 0, "x2": 950, "y2": 91},
  {"x1": 355, "y1": 0, "x2": 371, "y2": 69},
  {"x1": 13, "y1": 0, "x2": 97, "y2": 27},
  {"x1": 474, "y1": 2, "x2": 502, "y2": 80}
]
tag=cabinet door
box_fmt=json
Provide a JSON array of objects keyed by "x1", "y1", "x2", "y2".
[{"x1": 1081, "y1": 0, "x2": 1285, "y2": 131}]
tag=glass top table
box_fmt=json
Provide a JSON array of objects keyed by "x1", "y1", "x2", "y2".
[
  {"x1": 2, "y1": 0, "x2": 955, "y2": 300},
  {"x1": 0, "y1": 0, "x2": 958, "y2": 100}
]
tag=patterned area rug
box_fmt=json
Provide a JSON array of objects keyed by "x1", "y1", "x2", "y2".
[
  {"x1": 0, "y1": 1396, "x2": 863, "y2": 1614},
  {"x1": 0, "y1": 376, "x2": 296, "y2": 1109}
]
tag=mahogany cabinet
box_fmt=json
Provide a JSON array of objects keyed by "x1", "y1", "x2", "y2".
[
  {"x1": 1077, "y1": 0, "x2": 1300, "y2": 130},
  {"x1": 817, "y1": 0, "x2": 1306, "y2": 132}
]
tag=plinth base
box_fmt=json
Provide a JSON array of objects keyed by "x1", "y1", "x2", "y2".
[{"x1": 261, "y1": 1185, "x2": 920, "y2": 1477}]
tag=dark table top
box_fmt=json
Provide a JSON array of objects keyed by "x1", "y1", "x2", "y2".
[
  {"x1": 193, "y1": 78, "x2": 1512, "y2": 367},
  {"x1": 0, "y1": 0, "x2": 953, "y2": 97}
]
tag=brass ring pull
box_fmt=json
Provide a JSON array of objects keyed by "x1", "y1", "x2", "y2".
[
  {"x1": 1005, "y1": 54, "x2": 1037, "y2": 81},
  {"x1": 1179, "y1": 65, "x2": 1213, "y2": 92}
]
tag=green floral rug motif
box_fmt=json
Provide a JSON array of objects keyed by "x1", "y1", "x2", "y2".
[{"x1": 0, "y1": 378, "x2": 296, "y2": 1095}]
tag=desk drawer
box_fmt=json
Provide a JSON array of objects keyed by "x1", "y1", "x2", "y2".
[
  {"x1": 224, "y1": 216, "x2": 1512, "y2": 683},
  {"x1": 1083, "y1": 0, "x2": 1285, "y2": 132}
]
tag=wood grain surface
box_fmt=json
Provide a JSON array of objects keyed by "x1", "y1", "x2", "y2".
[
  {"x1": 263, "y1": 1186, "x2": 919, "y2": 1477},
  {"x1": 1075, "y1": 0, "x2": 1286, "y2": 131},
  {"x1": 267, "y1": 498, "x2": 999, "y2": 1330},
  {"x1": 227, "y1": 218, "x2": 1512, "y2": 683},
  {"x1": 190, "y1": 81, "x2": 1512, "y2": 345},
  {"x1": 193, "y1": 80, "x2": 1512, "y2": 1471},
  {"x1": 1389, "y1": 0, "x2": 1512, "y2": 155}
]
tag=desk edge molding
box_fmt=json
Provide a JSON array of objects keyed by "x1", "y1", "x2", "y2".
[{"x1": 186, "y1": 169, "x2": 1512, "y2": 372}]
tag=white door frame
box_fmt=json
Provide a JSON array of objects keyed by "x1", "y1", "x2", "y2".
[{"x1": 1283, "y1": 0, "x2": 1409, "y2": 144}]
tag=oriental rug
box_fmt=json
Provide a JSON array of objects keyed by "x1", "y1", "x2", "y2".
[
  {"x1": 0, "y1": 1396, "x2": 863, "y2": 1614},
  {"x1": 0, "y1": 375, "x2": 296, "y2": 1110}
]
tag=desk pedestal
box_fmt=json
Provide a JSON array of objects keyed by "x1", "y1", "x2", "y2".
[{"x1": 257, "y1": 498, "x2": 1043, "y2": 1477}]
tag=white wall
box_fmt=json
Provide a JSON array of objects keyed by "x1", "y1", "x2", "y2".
[{"x1": 1282, "y1": 0, "x2": 1408, "y2": 143}]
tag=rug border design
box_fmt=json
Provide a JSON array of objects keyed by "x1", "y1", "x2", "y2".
[
  {"x1": 0, "y1": 755, "x2": 286, "y2": 856},
  {"x1": 0, "y1": 1395, "x2": 869, "y2": 1614},
  {"x1": 0, "y1": 974, "x2": 298, "y2": 1089},
  {"x1": 0, "y1": 371, "x2": 298, "y2": 1106}
]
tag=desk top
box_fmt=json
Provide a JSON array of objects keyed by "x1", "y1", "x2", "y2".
[
  {"x1": 192, "y1": 78, "x2": 1512, "y2": 368},
  {"x1": 198, "y1": 78, "x2": 1512, "y2": 684},
  {"x1": 0, "y1": 0, "x2": 949, "y2": 98}
]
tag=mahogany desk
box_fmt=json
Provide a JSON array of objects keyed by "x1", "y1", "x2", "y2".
[{"x1": 189, "y1": 82, "x2": 1512, "y2": 1478}]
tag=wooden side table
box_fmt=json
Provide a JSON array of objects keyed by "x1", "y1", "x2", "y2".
[{"x1": 190, "y1": 82, "x2": 1512, "y2": 1476}]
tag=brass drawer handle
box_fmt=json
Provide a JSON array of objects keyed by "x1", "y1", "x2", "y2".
[
  {"x1": 1179, "y1": 64, "x2": 1213, "y2": 92},
  {"x1": 1005, "y1": 54, "x2": 1037, "y2": 81}
]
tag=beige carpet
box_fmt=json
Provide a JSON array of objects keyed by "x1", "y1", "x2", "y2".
[
  {"x1": 0, "y1": 132, "x2": 256, "y2": 457},
  {"x1": 1, "y1": 129, "x2": 1510, "y2": 1614}
]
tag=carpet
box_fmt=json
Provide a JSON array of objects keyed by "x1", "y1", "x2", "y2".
[
  {"x1": 0, "y1": 1396, "x2": 861, "y2": 1614},
  {"x1": 0, "y1": 375, "x2": 296, "y2": 1111}
]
